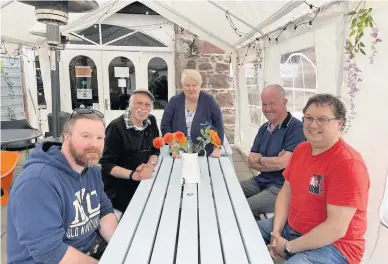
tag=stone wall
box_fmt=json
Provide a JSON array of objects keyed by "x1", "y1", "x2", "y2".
[{"x1": 174, "y1": 26, "x2": 235, "y2": 143}]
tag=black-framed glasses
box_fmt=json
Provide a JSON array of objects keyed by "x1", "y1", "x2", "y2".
[
  {"x1": 302, "y1": 116, "x2": 339, "y2": 126},
  {"x1": 70, "y1": 108, "x2": 104, "y2": 118}
]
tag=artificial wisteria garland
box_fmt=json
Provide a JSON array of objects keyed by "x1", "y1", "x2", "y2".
[{"x1": 343, "y1": 4, "x2": 382, "y2": 132}]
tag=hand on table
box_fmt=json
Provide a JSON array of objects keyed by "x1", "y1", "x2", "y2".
[
  {"x1": 131, "y1": 163, "x2": 154, "y2": 181},
  {"x1": 210, "y1": 147, "x2": 221, "y2": 158},
  {"x1": 172, "y1": 152, "x2": 181, "y2": 159}
]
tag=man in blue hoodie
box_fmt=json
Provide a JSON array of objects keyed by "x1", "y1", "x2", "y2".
[{"x1": 7, "y1": 111, "x2": 118, "y2": 263}]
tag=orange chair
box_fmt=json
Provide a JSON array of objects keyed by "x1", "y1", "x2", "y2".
[{"x1": 1, "y1": 150, "x2": 20, "y2": 205}]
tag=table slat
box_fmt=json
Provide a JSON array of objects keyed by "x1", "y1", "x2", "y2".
[
  {"x1": 209, "y1": 158, "x2": 249, "y2": 264},
  {"x1": 150, "y1": 159, "x2": 183, "y2": 264},
  {"x1": 99, "y1": 158, "x2": 163, "y2": 264},
  {"x1": 123, "y1": 157, "x2": 174, "y2": 264},
  {"x1": 198, "y1": 157, "x2": 224, "y2": 264},
  {"x1": 220, "y1": 157, "x2": 273, "y2": 264},
  {"x1": 175, "y1": 182, "x2": 198, "y2": 264}
]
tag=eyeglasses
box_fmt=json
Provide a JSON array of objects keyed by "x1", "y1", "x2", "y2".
[
  {"x1": 302, "y1": 116, "x2": 339, "y2": 126},
  {"x1": 70, "y1": 108, "x2": 104, "y2": 118}
]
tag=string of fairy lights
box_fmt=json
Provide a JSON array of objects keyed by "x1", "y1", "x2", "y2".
[{"x1": 226, "y1": 1, "x2": 321, "y2": 66}]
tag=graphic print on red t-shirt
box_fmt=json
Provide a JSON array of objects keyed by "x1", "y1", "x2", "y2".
[
  {"x1": 309, "y1": 174, "x2": 324, "y2": 195},
  {"x1": 283, "y1": 139, "x2": 370, "y2": 264}
]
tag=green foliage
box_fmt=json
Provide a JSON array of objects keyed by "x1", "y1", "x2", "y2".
[{"x1": 346, "y1": 4, "x2": 374, "y2": 57}]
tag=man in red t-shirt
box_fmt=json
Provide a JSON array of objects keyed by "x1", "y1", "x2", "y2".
[{"x1": 257, "y1": 94, "x2": 370, "y2": 264}]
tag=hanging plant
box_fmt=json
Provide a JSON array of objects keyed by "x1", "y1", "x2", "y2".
[{"x1": 343, "y1": 2, "x2": 382, "y2": 133}]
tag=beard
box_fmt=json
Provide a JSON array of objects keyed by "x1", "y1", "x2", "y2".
[{"x1": 69, "y1": 141, "x2": 102, "y2": 168}]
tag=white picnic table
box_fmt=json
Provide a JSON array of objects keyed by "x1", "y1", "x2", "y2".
[{"x1": 100, "y1": 156, "x2": 273, "y2": 264}]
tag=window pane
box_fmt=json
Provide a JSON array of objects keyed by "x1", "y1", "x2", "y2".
[
  {"x1": 69, "y1": 56, "x2": 99, "y2": 109},
  {"x1": 108, "y1": 57, "x2": 135, "y2": 110},
  {"x1": 68, "y1": 25, "x2": 99, "y2": 45},
  {"x1": 148, "y1": 57, "x2": 168, "y2": 109},
  {"x1": 101, "y1": 24, "x2": 133, "y2": 45},
  {"x1": 295, "y1": 91, "x2": 316, "y2": 112},
  {"x1": 108, "y1": 32, "x2": 167, "y2": 47},
  {"x1": 280, "y1": 46, "x2": 317, "y2": 115},
  {"x1": 249, "y1": 106, "x2": 260, "y2": 126}
]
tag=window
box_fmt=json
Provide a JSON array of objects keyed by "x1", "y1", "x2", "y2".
[
  {"x1": 148, "y1": 57, "x2": 168, "y2": 109},
  {"x1": 35, "y1": 56, "x2": 46, "y2": 107},
  {"x1": 280, "y1": 47, "x2": 317, "y2": 115},
  {"x1": 69, "y1": 56, "x2": 99, "y2": 109},
  {"x1": 68, "y1": 24, "x2": 167, "y2": 47},
  {"x1": 245, "y1": 62, "x2": 262, "y2": 127},
  {"x1": 68, "y1": 24, "x2": 99, "y2": 45},
  {"x1": 108, "y1": 56, "x2": 135, "y2": 110}
]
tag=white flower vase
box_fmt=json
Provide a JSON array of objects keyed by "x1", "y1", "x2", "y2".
[{"x1": 181, "y1": 152, "x2": 201, "y2": 184}]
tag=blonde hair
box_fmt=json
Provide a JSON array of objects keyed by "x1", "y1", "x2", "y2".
[{"x1": 181, "y1": 69, "x2": 202, "y2": 87}]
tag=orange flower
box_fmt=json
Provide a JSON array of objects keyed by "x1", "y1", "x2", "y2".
[
  {"x1": 153, "y1": 137, "x2": 165, "y2": 149},
  {"x1": 173, "y1": 131, "x2": 187, "y2": 145},
  {"x1": 163, "y1": 133, "x2": 174, "y2": 144},
  {"x1": 209, "y1": 130, "x2": 221, "y2": 148}
]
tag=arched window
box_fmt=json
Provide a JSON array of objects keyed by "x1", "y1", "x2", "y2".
[
  {"x1": 148, "y1": 57, "x2": 168, "y2": 109},
  {"x1": 108, "y1": 56, "x2": 135, "y2": 110},
  {"x1": 69, "y1": 56, "x2": 98, "y2": 109},
  {"x1": 280, "y1": 47, "x2": 317, "y2": 116}
]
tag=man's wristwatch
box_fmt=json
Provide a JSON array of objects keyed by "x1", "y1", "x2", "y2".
[
  {"x1": 129, "y1": 170, "x2": 135, "y2": 179},
  {"x1": 284, "y1": 241, "x2": 293, "y2": 258},
  {"x1": 257, "y1": 155, "x2": 263, "y2": 165}
]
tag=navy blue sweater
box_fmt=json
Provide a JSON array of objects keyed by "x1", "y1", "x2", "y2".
[
  {"x1": 7, "y1": 142, "x2": 113, "y2": 264},
  {"x1": 160, "y1": 91, "x2": 224, "y2": 156}
]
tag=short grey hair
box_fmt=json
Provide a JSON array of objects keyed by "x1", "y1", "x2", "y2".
[
  {"x1": 262, "y1": 84, "x2": 286, "y2": 99},
  {"x1": 303, "y1": 93, "x2": 347, "y2": 129},
  {"x1": 181, "y1": 69, "x2": 202, "y2": 87},
  {"x1": 62, "y1": 114, "x2": 105, "y2": 140}
]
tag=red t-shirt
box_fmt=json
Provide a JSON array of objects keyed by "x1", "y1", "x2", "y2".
[{"x1": 284, "y1": 139, "x2": 370, "y2": 264}]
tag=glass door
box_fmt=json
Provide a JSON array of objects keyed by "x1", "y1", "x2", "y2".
[{"x1": 101, "y1": 51, "x2": 142, "y2": 125}]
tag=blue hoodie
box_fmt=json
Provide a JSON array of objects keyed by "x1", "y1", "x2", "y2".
[{"x1": 7, "y1": 142, "x2": 114, "y2": 264}]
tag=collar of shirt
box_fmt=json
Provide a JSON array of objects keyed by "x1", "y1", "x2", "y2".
[
  {"x1": 123, "y1": 109, "x2": 151, "y2": 130},
  {"x1": 266, "y1": 112, "x2": 293, "y2": 132}
]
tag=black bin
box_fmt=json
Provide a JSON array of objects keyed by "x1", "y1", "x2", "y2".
[{"x1": 48, "y1": 111, "x2": 71, "y2": 136}]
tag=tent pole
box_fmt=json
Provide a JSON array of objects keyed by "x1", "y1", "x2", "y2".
[{"x1": 49, "y1": 47, "x2": 60, "y2": 138}]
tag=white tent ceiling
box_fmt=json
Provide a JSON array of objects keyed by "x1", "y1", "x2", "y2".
[{"x1": 1, "y1": 0, "x2": 338, "y2": 53}]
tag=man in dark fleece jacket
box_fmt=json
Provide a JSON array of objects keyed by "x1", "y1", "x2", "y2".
[{"x1": 7, "y1": 112, "x2": 118, "y2": 264}]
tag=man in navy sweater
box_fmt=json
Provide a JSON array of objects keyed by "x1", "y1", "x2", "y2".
[{"x1": 7, "y1": 111, "x2": 118, "y2": 263}]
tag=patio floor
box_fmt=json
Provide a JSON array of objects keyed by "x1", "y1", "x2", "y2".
[{"x1": 1, "y1": 147, "x2": 255, "y2": 263}]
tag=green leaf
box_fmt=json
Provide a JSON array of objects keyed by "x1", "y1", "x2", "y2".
[
  {"x1": 360, "y1": 42, "x2": 365, "y2": 47},
  {"x1": 350, "y1": 29, "x2": 356, "y2": 36},
  {"x1": 368, "y1": 8, "x2": 372, "y2": 12},
  {"x1": 171, "y1": 146, "x2": 180, "y2": 152},
  {"x1": 360, "y1": 48, "x2": 366, "y2": 55},
  {"x1": 355, "y1": 49, "x2": 359, "y2": 53},
  {"x1": 358, "y1": 8, "x2": 367, "y2": 14},
  {"x1": 347, "y1": 11, "x2": 357, "y2": 16},
  {"x1": 205, "y1": 126, "x2": 211, "y2": 134},
  {"x1": 197, "y1": 137, "x2": 202, "y2": 141},
  {"x1": 369, "y1": 21, "x2": 373, "y2": 28},
  {"x1": 200, "y1": 128, "x2": 205, "y2": 136},
  {"x1": 352, "y1": 18, "x2": 357, "y2": 26}
]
